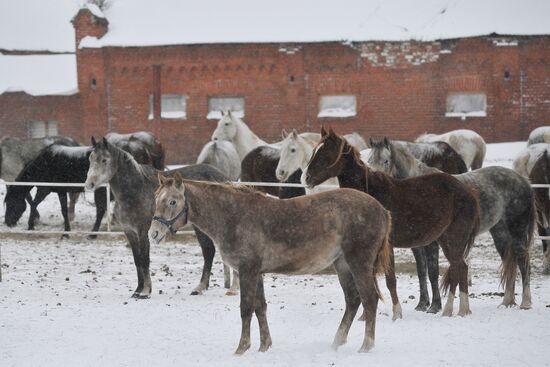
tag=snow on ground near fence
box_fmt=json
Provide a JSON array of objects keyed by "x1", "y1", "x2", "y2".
[{"x1": 1, "y1": 141, "x2": 548, "y2": 366}]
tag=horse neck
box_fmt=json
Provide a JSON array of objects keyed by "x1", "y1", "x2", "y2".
[
  {"x1": 337, "y1": 149, "x2": 367, "y2": 190},
  {"x1": 392, "y1": 146, "x2": 436, "y2": 178},
  {"x1": 234, "y1": 119, "x2": 267, "y2": 158},
  {"x1": 109, "y1": 150, "x2": 149, "y2": 200},
  {"x1": 300, "y1": 140, "x2": 316, "y2": 169},
  {"x1": 184, "y1": 182, "x2": 257, "y2": 242}
]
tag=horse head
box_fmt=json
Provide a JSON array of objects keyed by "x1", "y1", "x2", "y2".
[
  {"x1": 149, "y1": 172, "x2": 188, "y2": 245},
  {"x1": 85, "y1": 136, "x2": 117, "y2": 191},
  {"x1": 367, "y1": 137, "x2": 394, "y2": 174},
  {"x1": 276, "y1": 129, "x2": 309, "y2": 182},
  {"x1": 4, "y1": 185, "x2": 27, "y2": 227},
  {"x1": 212, "y1": 110, "x2": 238, "y2": 142},
  {"x1": 303, "y1": 126, "x2": 349, "y2": 188}
]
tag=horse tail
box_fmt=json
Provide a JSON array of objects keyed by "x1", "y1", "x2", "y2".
[
  {"x1": 440, "y1": 188, "x2": 480, "y2": 295},
  {"x1": 373, "y1": 210, "x2": 392, "y2": 301}
]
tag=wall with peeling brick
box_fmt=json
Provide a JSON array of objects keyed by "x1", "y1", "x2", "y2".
[{"x1": 1, "y1": 9, "x2": 549, "y2": 164}]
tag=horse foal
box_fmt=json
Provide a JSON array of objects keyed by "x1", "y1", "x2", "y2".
[{"x1": 149, "y1": 175, "x2": 392, "y2": 354}]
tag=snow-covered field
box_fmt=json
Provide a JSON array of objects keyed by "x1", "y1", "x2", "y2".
[{"x1": 1, "y1": 142, "x2": 549, "y2": 367}]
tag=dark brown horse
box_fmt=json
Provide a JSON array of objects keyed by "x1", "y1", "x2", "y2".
[
  {"x1": 106, "y1": 131, "x2": 166, "y2": 170},
  {"x1": 529, "y1": 151, "x2": 550, "y2": 274},
  {"x1": 149, "y1": 175, "x2": 392, "y2": 354},
  {"x1": 304, "y1": 127, "x2": 480, "y2": 317}
]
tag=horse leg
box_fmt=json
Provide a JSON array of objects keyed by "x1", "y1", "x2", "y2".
[
  {"x1": 26, "y1": 192, "x2": 39, "y2": 223},
  {"x1": 125, "y1": 230, "x2": 147, "y2": 298},
  {"x1": 425, "y1": 242, "x2": 442, "y2": 313},
  {"x1": 385, "y1": 248, "x2": 402, "y2": 320},
  {"x1": 342, "y1": 251, "x2": 380, "y2": 353},
  {"x1": 191, "y1": 226, "x2": 214, "y2": 295},
  {"x1": 235, "y1": 262, "x2": 260, "y2": 355},
  {"x1": 438, "y1": 242, "x2": 459, "y2": 317},
  {"x1": 137, "y1": 229, "x2": 152, "y2": 298},
  {"x1": 411, "y1": 247, "x2": 430, "y2": 311},
  {"x1": 88, "y1": 188, "x2": 106, "y2": 240},
  {"x1": 490, "y1": 223, "x2": 517, "y2": 307},
  {"x1": 68, "y1": 192, "x2": 80, "y2": 223},
  {"x1": 332, "y1": 256, "x2": 361, "y2": 350},
  {"x1": 57, "y1": 192, "x2": 71, "y2": 238},
  {"x1": 538, "y1": 226, "x2": 550, "y2": 275},
  {"x1": 517, "y1": 251, "x2": 532, "y2": 309},
  {"x1": 228, "y1": 269, "x2": 240, "y2": 296},
  {"x1": 457, "y1": 260, "x2": 471, "y2": 317},
  {"x1": 255, "y1": 276, "x2": 272, "y2": 352},
  {"x1": 223, "y1": 264, "x2": 231, "y2": 289},
  {"x1": 28, "y1": 188, "x2": 49, "y2": 230}
]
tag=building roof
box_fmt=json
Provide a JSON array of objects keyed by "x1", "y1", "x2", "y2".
[
  {"x1": 0, "y1": 0, "x2": 78, "y2": 53},
  {"x1": 80, "y1": 0, "x2": 550, "y2": 48},
  {"x1": 0, "y1": 54, "x2": 78, "y2": 96}
]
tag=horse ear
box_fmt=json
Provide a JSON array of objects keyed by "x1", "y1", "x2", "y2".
[
  {"x1": 291, "y1": 129, "x2": 298, "y2": 138},
  {"x1": 281, "y1": 129, "x2": 289, "y2": 139},
  {"x1": 383, "y1": 136, "x2": 390, "y2": 148},
  {"x1": 91, "y1": 136, "x2": 97, "y2": 147},
  {"x1": 102, "y1": 137, "x2": 109, "y2": 147},
  {"x1": 321, "y1": 125, "x2": 328, "y2": 137},
  {"x1": 368, "y1": 138, "x2": 374, "y2": 148},
  {"x1": 227, "y1": 110, "x2": 232, "y2": 118},
  {"x1": 158, "y1": 173, "x2": 167, "y2": 185},
  {"x1": 174, "y1": 172, "x2": 183, "y2": 188}
]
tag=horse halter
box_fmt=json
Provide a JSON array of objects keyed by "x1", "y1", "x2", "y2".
[{"x1": 152, "y1": 191, "x2": 189, "y2": 235}]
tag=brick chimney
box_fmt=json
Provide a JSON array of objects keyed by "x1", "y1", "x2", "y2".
[{"x1": 71, "y1": 6, "x2": 109, "y2": 50}]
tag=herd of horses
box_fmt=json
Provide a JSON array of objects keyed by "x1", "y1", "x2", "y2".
[{"x1": 2, "y1": 115, "x2": 550, "y2": 354}]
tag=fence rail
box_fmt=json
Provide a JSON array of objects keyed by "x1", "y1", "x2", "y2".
[{"x1": 0, "y1": 178, "x2": 549, "y2": 276}]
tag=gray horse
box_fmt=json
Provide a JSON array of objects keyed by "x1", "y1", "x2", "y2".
[
  {"x1": 149, "y1": 174, "x2": 392, "y2": 354},
  {"x1": 196, "y1": 140, "x2": 241, "y2": 181},
  {"x1": 368, "y1": 137, "x2": 535, "y2": 309},
  {"x1": 84, "y1": 137, "x2": 234, "y2": 298},
  {"x1": 527, "y1": 126, "x2": 550, "y2": 145}
]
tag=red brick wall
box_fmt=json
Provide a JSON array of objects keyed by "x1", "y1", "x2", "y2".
[
  {"x1": 0, "y1": 92, "x2": 82, "y2": 141},
  {"x1": 2, "y1": 34, "x2": 549, "y2": 164}
]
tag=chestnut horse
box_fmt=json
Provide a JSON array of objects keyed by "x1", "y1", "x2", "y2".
[{"x1": 304, "y1": 127, "x2": 480, "y2": 317}]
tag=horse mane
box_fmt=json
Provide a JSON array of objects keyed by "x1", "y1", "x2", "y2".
[
  {"x1": 156, "y1": 177, "x2": 268, "y2": 199},
  {"x1": 313, "y1": 131, "x2": 366, "y2": 171}
]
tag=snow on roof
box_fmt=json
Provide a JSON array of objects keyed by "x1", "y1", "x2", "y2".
[
  {"x1": 0, "y1": 0, "x2": 79, "y2": 53},
  {"x1": 85, "y1": 3, "x2": 106, "y2": 19},
  {"x1": 0, "y1": 54, "x2": 78, "y2": 96},
  {"x1": 80, "y1": 0, "x2": 550, "y2": 49}
]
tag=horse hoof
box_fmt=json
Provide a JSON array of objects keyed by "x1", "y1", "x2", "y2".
[
  {"x1": 520, "y1": 302, "x2": 532, "y2": 310},
  {"x1": 258, "y1": 340, "x2": 272, "y2": 353},
  {"x1": 441, "y1": 310, "x2": 453, "y2": 317},
  {"x1": 427, "y1": 304, "x2": 442, "y2": 314},
  {"x1": 60, "y1": 234, "x2": 70, "y2": 240},
  {"x1": 498, "y1": 300, "x2": 517, "y2": 308},
  {"x1": 458, "y1": 309, "x2": 472, "y2": 317},
  {"x1": 414, "y1": 302, "x2": 429, "y2": 312},
  {"x1": 86, "y1": 234, "x2": 98, "y2": 240},
  {"x1": 190, "y1": 289, "x2": 204, "y2": 296},
  {"x1": 357, "y1": 312, "x2": 366, "y2": 321},
  {"x1": 136, "y1": 294, "x2": 151, "y2": 300},
  {"x1": 225, "y1": 290, "x2": 239, "y2": 296},
  {"x1": 234, "y1": 343, "x2": 251, "y2": 355}
]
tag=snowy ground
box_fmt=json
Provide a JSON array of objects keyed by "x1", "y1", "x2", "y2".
[{"x1": 1, "y1": 141, "x2": 549, "y2": 367}]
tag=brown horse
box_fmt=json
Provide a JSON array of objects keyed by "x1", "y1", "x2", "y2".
[
  {"x1": 529, "y1": 151, "x2": 550, "y2": 274},
  {"x1": 149, "y1": 174, "x2": 392, "y2": 354},
  {"x1": 304, "y1": 127, "x2": 480, "y2": 317}
]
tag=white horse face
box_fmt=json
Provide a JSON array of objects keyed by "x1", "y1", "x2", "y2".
[
  {"x1": 212, "y1": 113, "x2": 238, "y2": 142},
  {"x1": 276, "y1": 132, "x2": 308, "y2": 181},
  {"x1": 85, "y1": 140, "x2": 117, "y2": 191}
]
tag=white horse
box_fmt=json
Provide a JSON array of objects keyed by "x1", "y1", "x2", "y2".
[
  {"x1": 276, "y1": 130, "x2": 338, "y2": 194},
  {"x1": 415, "y1": 129, "x2": 486, "y2": 170},
  {"x1": 528, "y1": 126, "x2": 550, "y2": 145},
  {"x1": 211, "y1": 111, "x2": 268, "y2": 160},
  {"x1": 196, "y1": 140, "x2": 241, "y2": 181},
  {"x1": 513, "y1": 143, "x2": 550, "y2": 177},
  {"x1": 277, "y1": 130, "x2": 369, "y2": 194}
]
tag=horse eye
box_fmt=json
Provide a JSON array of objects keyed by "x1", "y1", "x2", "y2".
[
  {"x1": 102, "y1": 159, "x2": 107, "y2": 164},
  {"x1": 290, "y1": 148, "x2": 296, "y2": 153},
  {"x1": 170, "y1": 200, "x2": 176, "y2": 206},
  {"x1": 225, "y1": 123, "x2": 229, "y2": 126}
]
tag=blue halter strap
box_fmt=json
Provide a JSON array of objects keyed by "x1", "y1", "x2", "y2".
[{"x1": 152, "y1": 190, "x2": 189, "y2": 235}]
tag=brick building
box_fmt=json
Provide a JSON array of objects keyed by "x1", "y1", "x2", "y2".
[{"x1": 1, "y1": 1, "x2": 550, "y2": 163}]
